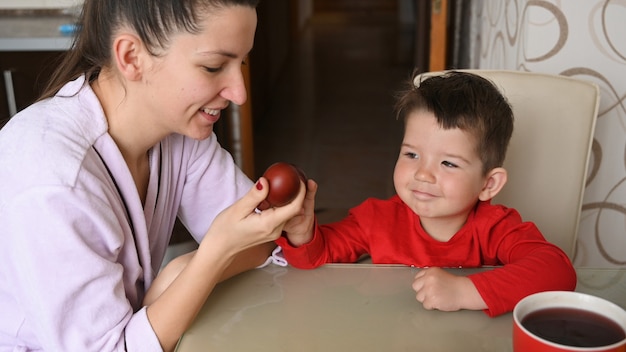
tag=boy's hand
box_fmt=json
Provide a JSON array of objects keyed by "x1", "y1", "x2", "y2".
[
  {"x1": 412, "y1": 267, "x2": 487, "y2": 312},
  {"x1": 282, "y1": 178, "x2": 318, "y2": 247}
]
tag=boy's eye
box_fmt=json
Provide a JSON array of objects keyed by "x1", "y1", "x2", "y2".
[
  {"x1": 403, "y1": 152, "x2": 418, "y2": 159},
  {"x1": 442, "y1": 161, "x2": 458, "y2": 168}
]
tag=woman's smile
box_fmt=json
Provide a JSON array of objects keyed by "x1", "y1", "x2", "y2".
[{"x1": 199, "y1": 107, "x2": 222, "y2": 124}]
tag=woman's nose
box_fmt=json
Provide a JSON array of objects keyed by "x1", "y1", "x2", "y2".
[{"x1": 221, "y1": 69, "x2": 248, "y2": 106}]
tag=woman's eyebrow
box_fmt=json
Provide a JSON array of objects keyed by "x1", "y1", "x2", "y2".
[{"x1": 197, "y1": 50, "x2": 238, "y2": 58}]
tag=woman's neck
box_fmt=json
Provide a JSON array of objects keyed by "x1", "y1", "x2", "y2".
[{"x1": 91, "y1": 72, "x2": 157, "y2": 204}]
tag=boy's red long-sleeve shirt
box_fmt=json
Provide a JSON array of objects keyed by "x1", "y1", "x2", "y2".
[{"x1": 276, "y1": 195, "x2": 576, "y2": 316}]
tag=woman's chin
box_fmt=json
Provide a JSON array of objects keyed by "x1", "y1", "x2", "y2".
[{"x1": 184, "y1": 126, "x2": 214, "y2": 141}]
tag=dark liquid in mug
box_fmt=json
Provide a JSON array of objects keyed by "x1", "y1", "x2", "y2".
[{"x1": 521, "y1": 307, "x2": 625, "y2": 347}]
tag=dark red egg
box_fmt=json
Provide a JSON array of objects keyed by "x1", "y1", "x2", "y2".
[{"x1": 258, "y1": 162, "x2": 307, "y2": 210}]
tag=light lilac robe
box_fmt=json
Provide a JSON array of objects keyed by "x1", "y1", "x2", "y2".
[{"x1": 0, "y1": 76, "x2": 252, "y2": 351}]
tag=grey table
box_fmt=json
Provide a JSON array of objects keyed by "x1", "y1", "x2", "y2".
[{"x1": 175, "y1": 265, "x2": 626, "y2": 352}]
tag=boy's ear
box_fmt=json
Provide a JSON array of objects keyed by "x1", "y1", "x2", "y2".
[
  {"x1": 478, "y1": 167, "x2": 507, "y2": 201},
  {"x1": 112, "y1": 33, "x2": 146, "y2": 81}
]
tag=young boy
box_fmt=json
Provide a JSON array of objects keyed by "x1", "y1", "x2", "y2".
[{"x1": 276, "y1": 71, "x2": 576, "y2": 317}]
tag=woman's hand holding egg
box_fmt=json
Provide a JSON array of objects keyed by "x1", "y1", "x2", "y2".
[{"x1": 257, "y1": 162, "x2": 307, "y2": 211}]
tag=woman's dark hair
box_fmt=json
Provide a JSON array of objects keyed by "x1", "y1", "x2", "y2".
[
  {"x1": 39, "y1": 0, "x2": 260, "y2": 101},
  {"x1": 394, "y1": 71, "x2": 514, "y2": 174}
]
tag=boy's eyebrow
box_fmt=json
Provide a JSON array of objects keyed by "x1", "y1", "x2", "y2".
[
  {"x1": 400, "y1": 142, "x2": 418, "y2": 150},
  {"x1": 400, "y1": 143, "x2": 474, "y2": 164},
  {"x1": 442, "y1": 152, "x2": 472, "y2": 164}
]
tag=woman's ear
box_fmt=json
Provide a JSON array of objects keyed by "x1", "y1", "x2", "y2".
[
  {"x1": 478, "y1": 167, "x2": 507, "y2": 201},
  {"x1": 112, "y1": 33, "x2": 145, "y2": 81}
]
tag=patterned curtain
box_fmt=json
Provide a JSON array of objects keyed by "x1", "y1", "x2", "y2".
[{"x1": 456, "y1": 0, "x2": 626, "y2": 267}]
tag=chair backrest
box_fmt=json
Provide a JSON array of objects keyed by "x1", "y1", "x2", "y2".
[{"x1": 414, "y1": 70, "x2": 600, "y2": 259}]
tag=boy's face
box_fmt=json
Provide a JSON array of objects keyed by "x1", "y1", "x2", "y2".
[{"x1": 393, "y1": 111, "x2": 490, "y2": 236}]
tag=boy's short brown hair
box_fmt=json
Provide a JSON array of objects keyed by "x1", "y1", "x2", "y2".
[{"x1": 394, "y1": 71, "x2": 514, "y2": 174}]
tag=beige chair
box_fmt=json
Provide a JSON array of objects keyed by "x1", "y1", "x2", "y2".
[{"x1": 414, "y1": 70, "x2": 600, "y2": 260}]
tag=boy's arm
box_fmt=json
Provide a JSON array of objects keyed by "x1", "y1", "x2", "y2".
[
  {"x1": 469, "y1": 242, "x2": 576, "y2": 317},
  {"x1": 276, "y1": 178, "x2": 330, "y2": 269},
  {"x1": 280, "y1": 179, "x2": 318, "y2": 247},
  {"x1": 278, "y1": 196, "x2": 393, "y2": 269},
  {"x1": 463, "y1": 204, "x2": 577, "y2": 317},
  {"x1": 277, "y1": 214, "x2": 372, "y2": 269},
  {"x1": 412, "y1": 267, "x2": 488, "y2": 312},
  {"x1": 276, "y1": 223, "x2": 327, "y2": 268},
  {"x1": 411, "y1": 241, "x2": 575, "y2": 317}
]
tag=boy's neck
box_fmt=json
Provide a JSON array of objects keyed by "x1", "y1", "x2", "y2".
[{"x1": 420, "y1": 215, "x2": 469, "y2": 242}]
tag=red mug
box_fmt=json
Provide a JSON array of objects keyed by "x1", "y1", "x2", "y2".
[{"x1": 513, "y1": 291, "x2": 626, "y2": 352}]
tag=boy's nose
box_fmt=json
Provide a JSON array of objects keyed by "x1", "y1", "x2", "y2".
[{"x1": 414, "y1": 164, "x2": 435, "y2": 183}]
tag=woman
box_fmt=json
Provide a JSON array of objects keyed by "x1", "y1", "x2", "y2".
[{"x1": 0, "y1": 0, "x2": 311, "y2": 351}]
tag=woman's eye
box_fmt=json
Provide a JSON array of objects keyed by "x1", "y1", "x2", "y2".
[
  {"x1": 442, "y1": 161, "x2": 458, "y2": 168},
  {"x1": 204, "y1": 66, "x2": 222, "y2": 73}
]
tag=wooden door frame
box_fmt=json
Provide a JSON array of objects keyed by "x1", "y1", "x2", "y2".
[{"x1": 429, "y1": 0, "x2": 448, "y2": 71}]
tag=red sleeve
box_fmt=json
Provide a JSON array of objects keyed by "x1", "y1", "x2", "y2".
[
  {"x1": 275, "y1": 222, "x2": 330, "y2": 269},
  {"x1": 276, "y1": 199, "x2": 383, "y2": 268},
  {"x1": 467, "y1": 205, "x2": 577, "y2": 316}
]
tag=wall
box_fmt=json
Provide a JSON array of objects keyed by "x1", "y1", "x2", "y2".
[
  {"x1": 0, "y1": 0, "x2": 80, "y2": 9},
  {"x1": 476, "y1": 0, "x2": 626, "y2": 267},
  {"x1": 248, "y1": 0, "x2": 292, "y2": 124},
  {"x1": 295, "y1": 0, "x2": 313, "y2": 34}
]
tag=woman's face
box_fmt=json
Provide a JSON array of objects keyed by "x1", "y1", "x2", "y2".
[{"x1": 142, "y1": 5, "x2": 257, "y2": 140}]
